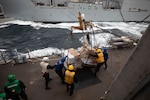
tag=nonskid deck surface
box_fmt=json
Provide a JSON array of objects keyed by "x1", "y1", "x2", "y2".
[{"x1": 0, "y1": 48, "x2": 133, "y2": 100}]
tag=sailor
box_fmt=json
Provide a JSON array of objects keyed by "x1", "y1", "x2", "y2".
[
  {"x1": 91, "y1": 48, "x2": 105, "y2": 76},
  {"x1": 103, "y1": 47, "x2": 109, "y2": 70},
  {"x1": 55, "y1": 56, "x2": 67, "y2": 84},
  {"x1": 64, "y1": 65, "x2": 78, "y2": 96},
  {"x1": 40, "y1": 57, "x2": 55, "y2": 90},
  {"x1": 4, "y1": 74, "x2": 28, "y2": 100}
]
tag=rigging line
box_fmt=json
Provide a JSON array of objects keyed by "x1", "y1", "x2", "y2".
[
  {"x1": 94, "y1": 26, "x2": 113, "y2": 47},
  {"x1": 82, "y1": 20, "x2": 87, "y2": 44},
  {"x1": 82, "y1": 23, "x2": 91, "y2": 65},
  {"x1": 84, "y1": 33, "x2": 92, "y2": 65},
  {"x1": 66, "y1": 30, "x2": 74, "y2": 65},
  {"x1": 67, "y1": 9, "x2": 79, "y2": 21},
  {"x1": 141, "y1": 14, "x2": 150, "y2": 22},
  {"x1": 90, "y1": 22, "x2": 98, "y2": 48},
  {"x1": 100, "y1": 48, "x2": 112, "y2": 99},
  {"x1": 117, "y1": 1, "x2": 125, "y2": 22},
  {"x1": 95, "y1": 25, "x2": 123, "y2": 37},
  {"x1": 67, "y1": 32, "x2": 72, "y2": 66},
  {"x1": 102, "y1": 35, "x2": 109, "y2": 47},
  {"x1": 91, "y1": 26, "x2": 96, "y2": 47},
  {"x1": 30, "y1": 0, "x2": 36, "y2": 5},
  {"x1": 102, "y1": 47, "x2": 124, "y2": 98}
]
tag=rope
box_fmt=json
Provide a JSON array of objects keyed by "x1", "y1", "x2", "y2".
[
  {"x1": 100, "y1": 47, "x2": 124, "y2": 99},
  {"x1": 68, "y1": 9, "x2": 79, "y2": 21},
  {"x1": 66, "y1": 28, "x2": 80, "y2": 66},
  {"x1": 141, "y1": 14, "x2": 150, "y2": 22},
  {"x1": 117, "y1": 1, "x2": 125, "y2": 22},
  {"x1": 66, "y1": 31, "x2": 73, "y2": 66},
  {"x1": 91, "y1": 25, "x2": 97, "y2": 47}
]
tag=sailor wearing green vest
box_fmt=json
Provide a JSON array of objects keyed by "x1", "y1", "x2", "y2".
[{"x1": 4, "y1": 74, "x2": 28, "y2": 100}]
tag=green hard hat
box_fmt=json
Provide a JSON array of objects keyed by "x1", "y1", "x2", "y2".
[{"x1": 8, "y1": 74, "x2": 15, "y2": 82}]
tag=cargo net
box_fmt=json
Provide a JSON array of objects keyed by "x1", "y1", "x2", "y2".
[
  {"x1": 79, "y1": 42, "x2": 97, "y2": 67},
  {"x1": 63, "y1": 42, "x2": 99, "y2": 70}
]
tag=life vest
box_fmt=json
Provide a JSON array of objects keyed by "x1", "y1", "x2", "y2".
[
  {"x1": 40, "y1": 61, "x2": 49, "y2": 73},
  {"x1": 65, "y1": 70, "x2": 75, "y2": 84},
  {"x1": 96, "y1": 53, "x2": 104, "y2": 63},
  {"x1": 5, "y1": 80, "x2": 21, "y2": 94}
]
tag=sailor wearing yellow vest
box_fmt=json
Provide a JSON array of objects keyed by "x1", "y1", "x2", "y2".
[
  {"x1": 91, "y1": 48, "x2": 105, "y2": 76},
  {"x1": 64, "y1": 65, "x2": 78, "y2": 96}
]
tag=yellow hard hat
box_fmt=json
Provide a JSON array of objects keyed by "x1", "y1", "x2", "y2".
[
  {"x1": 96, "y1": 48, "x2": 102, "y2": 53},
  {"x1": 68, "y1": 65, "x2": 74, "y2": 71}
]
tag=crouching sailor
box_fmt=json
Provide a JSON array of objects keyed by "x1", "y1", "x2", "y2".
[
  {"x1": 4, "y1": 74, "x2": 28, "y2": 100},
  {"x1": 90, "y1": 48, "x2": 105, "y2": 76}
]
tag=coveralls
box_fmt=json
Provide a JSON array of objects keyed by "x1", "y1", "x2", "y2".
[
  {"x1": 55, "y1": 56, "x2": 67, "y2": 84},
  {"x1": 103, "y1": 48, "x2": 108, "y2": 70}
]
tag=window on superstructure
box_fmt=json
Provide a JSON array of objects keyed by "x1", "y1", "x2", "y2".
[{"x1": 129, "y1": 8, "x2": 140, "y2": 12}]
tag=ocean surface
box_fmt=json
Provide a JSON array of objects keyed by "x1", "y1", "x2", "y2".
[{"x1": 0, "y1": 20, "x2": 149, "y2": 59}]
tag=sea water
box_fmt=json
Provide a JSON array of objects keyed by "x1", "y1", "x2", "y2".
[{"x1": 0, "y1": 20, "x2": 148, "y2": 59}]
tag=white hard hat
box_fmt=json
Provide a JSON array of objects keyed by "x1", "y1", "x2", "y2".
[
  {"x1": 81, "y1": 13, "x2": 85, "y2": 19},
  {"x1": 42, "y1": 57, "x2": 49, "y2": 62}
]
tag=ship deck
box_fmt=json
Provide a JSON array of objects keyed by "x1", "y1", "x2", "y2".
[{"x1": 0, "y1": 48, "x2": 133, "y2": 100}]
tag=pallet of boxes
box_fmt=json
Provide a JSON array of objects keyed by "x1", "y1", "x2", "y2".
[{"x1": 63, "y1": 48, "x2": 82, "y2": 71}]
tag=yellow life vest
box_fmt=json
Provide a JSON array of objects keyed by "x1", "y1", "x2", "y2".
[
  {"x1": 96, "y1": 53, "x2": 104, "y2": 63},
  {"x1": 65, "y1": 70, "x2": 75, "y2": 84}
]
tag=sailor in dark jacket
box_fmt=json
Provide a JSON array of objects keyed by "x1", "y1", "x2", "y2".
[
  {"x1": 103, "y1": 47, "x2": 108, "y2": 70},
  {"x1": 55, "y1": 56, "x2": 67, "y2": 84}
]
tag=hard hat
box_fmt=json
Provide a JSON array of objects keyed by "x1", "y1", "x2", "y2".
[
  {"x1": 96, "y1": 48, "x2": 102, "y2": 53},
  {"x1": 42, "y1": 57, "x2": 49, "y2": 62},
  {"x1": 68, "y1": 65, "x2": 74, "y2": 71},
  {"x1": 8, "y1": 74, "x2": 15, "y2": 82}
]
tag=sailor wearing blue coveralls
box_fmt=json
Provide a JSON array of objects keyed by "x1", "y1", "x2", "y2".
[{"x1": 55, "y1": 56, "x2": 67, "y2": 84}]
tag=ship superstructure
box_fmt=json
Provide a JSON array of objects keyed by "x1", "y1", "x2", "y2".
[{"x1": 0, "y1": 0, "x2": 150, "y2": 22}]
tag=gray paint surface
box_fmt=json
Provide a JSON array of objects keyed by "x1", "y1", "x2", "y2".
[{"x1": 106, "y1": 25, "x2": 150, "y2": 100}]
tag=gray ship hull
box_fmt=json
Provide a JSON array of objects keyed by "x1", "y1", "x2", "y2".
[{"x1": 0, "y1": 0, "x2": 150, "y2": 22}]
